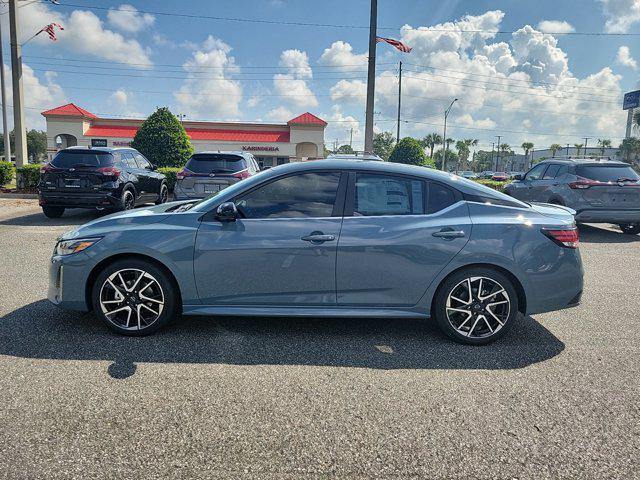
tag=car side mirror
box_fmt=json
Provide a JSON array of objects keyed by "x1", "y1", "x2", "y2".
[
  {"x1": 149, "y1": 164, "x2": 157, "y2": 171},
  {"x1": 216, "y1": 202, "x2": 239, "y2": 222},
  {"x1": 514, "y1": 174, "x2": 523, "y2": 181}
]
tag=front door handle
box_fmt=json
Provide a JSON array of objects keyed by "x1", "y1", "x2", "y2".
[
  {"x1": 432, "y1": 228, "x2": 465, "y2": 239},
  {"x1": 301, "y1": 232, "x2": 336, "y2": 244}
]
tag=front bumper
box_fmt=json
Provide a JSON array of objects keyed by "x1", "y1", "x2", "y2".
[
  {"x1": 48, "y1": 254, "x2": 92, "y2": 311},
  {"x1": 575, "y1": 209, "x2": 640, "y2": 224},
  {"x1": 39, "y1": 190, "x2": 120, "y2": 209}
]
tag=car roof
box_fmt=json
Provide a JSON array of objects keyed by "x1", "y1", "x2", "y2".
[
  {"x1": 327, "y1": 153, "x2": 383, "y2": 161},
  {"x1": 536, "y1": 158, "x2": 628, "y2": 166},
  {"x1": 194, "y1": 151, "x2": 253, "y2": 157},
  {"x1": 62, "y1": 146, "x2": 136, "y2": 153}
]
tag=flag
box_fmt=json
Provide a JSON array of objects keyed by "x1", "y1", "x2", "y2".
[
  {"x1": 376, "y1": 36, "x2": 412, "y2": 53},
  {"x1": 39, "y1": 23, "x2": 64, "y2": 41}
]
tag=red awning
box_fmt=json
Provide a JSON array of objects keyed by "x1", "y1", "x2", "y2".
[{"x1": 84, "y1": 125, "x2": 290, "y2": 143}]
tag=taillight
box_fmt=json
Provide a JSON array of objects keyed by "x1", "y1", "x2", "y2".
[
  {"x1": 542, "y1": 228, "x2": 579, "y2": 249},
  {"x1": 97, "y1": 166, "x2": 121, "y2": 179},
  {"x1": 40, "y1": 163, "x2": 60, "y2": 173},
  {"x1": 176, "y1": 168, "x2": 192, "y2": 180},
  {"x1": 569, "y1": 176, "x2": 605, "y2": 189},
  {"x1": 232, "y1": 169, "x2": 250, "y2": 179}
]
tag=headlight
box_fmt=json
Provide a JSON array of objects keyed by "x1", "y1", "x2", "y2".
[{"x1": 55, "y1": 238, "x2": 102, "y2": 256}]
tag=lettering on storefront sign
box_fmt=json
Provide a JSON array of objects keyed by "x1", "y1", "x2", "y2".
[
  {"x1": 113, "y1": 140, "x2": 132, "y2": 147},
  {"x1": 242, "y1": 146, "x2": 280, "y2": 152},
  {"x1": 91, "y1": 138, "x2": 108, "y2": 147}
]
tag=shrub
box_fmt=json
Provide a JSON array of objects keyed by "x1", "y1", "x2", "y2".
[
  {"x1": 131, "y1": 107, "x2": 194, "y2": 168},
  {"x1": 389, "y1": 137, "x2": 427, "y2": 165},
  {"x1": 418, "y1": 157, "x2": 436, "y2": 169},
  {"x1": 0, "y1": 161, "x2": 14, "y2": 186},
  {"x1": 157, "y1": 166, "x2": 182, "y2": 192},
  {"x1": 16, "y1": 164, "x2": 43, "y2": 190},
  {"x1": 473, "y1": 179, "x2": 508, "y2": 192}
]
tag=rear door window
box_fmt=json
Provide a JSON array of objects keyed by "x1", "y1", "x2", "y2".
[
  {"x1": 543, "y1": 164, "x2": 561, "y2": 179},
  {"x1": 354, "y1": 174, "x2": 424, "y2": 216},
  {"x1": 576, "y1": 165, "x2": 640, "y2": 182},
  {"x1": 52, "y1": 151, "x2": 114, "y2": 169},
  {"x1": 120, "y1": 152, "x2": 138, "y2": 169},
  {"x1": 133, "y1": 153, "x2": 151, "y2": 170},
  {"x1": 427, "y1": 182, "x2": 457, "y2": 214},
  {"x1": 186, "y1": 154, "x2": 247, "y2": 174}
]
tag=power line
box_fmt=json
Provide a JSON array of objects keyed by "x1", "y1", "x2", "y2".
[{"x1": 32, "y1": 1, "x2": 640, "y2": 36}]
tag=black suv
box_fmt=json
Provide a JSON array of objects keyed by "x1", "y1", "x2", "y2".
[{"x1": 38, "y1": 147, "x2": 168, "y2": 218}]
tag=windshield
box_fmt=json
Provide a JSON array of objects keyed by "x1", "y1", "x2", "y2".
[
  {"x1": 576, "y1": 165, "x2": 640, "y2": 183},
  {"x1": 51, "y1": 151, "x2": 114, "y2": 169},
  {"x1": 185, "y1": 154, "x2": 246, "y2": 174}
]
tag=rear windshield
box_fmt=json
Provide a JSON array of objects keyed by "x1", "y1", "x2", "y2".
[
  {"x1": 185, "y1": 154, "x2": 246, "y2": 174},
  {"x1": 52, "y1": 151, "x2": 114, "y2": 169},
  {"x1": 576, "y1": 165, "x2": 640, "y2": 182}
]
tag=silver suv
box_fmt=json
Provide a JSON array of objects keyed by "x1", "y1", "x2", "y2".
[
  {"x1": 504, "y1": 158, "x2": 640, "y2": 234},
  {"x1": 174, "y1": 151, "x2": 261, "y2": 200}
]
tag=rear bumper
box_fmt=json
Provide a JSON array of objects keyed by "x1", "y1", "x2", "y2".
[
  {"x1": 39, "y1": 190, "x2": 119, "y2": 209},
  {"x1": 575, "y1": 209, "x2": 640, "y2": 224}
]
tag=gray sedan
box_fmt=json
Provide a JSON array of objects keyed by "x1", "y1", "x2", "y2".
[{"x1": 48, "y1": 160, "x2": 583, "y2": 345}]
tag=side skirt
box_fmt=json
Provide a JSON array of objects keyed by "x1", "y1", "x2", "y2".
[{"x1": 182, "y1": 305, "x2": 429, "y2": 319}]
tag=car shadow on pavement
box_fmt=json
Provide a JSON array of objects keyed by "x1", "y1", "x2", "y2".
[
  {"x1": 578, "y1": 224, "x2": 640, "y2": 244},
  {"x1": 0, "y1": 209, "x2": 102, "y2": 227},
  {"x1": 0, "y1": 300, "x2": 565, "y2": 379}
]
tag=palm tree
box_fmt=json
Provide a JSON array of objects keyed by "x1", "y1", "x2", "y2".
[
  {"x1": 455, "y1": 139, "x2": 478, "y2": 170},
  {"x1": 549, "y1": 143, "x2": 562, "y2": 158},
  {"x1": 497, "y1": 143, "x2": 512, "y2": 171},
  {"x1": 521, "y1": 142, "x2": 534, "y2": 170},
  {"x1": 421, "y1": 133, "x2": 442, "y2": 159},
  {"x1": 574, "y1": 143, "x2": 584, "y2": 157},
  {"x1": 618, "y1": 137, "x2": 640, "y2": 165},
  {"x1": 597, "y1": 138, "x2": 612, "y2": 157}
]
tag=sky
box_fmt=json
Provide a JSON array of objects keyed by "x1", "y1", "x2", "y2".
[{"x1": 3, "y1": 0, "x2": 640, "y2": 152}]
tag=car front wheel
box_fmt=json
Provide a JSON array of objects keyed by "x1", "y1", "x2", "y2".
[
  {"x1": 619, "y1": 223, "x2": 640, "y2": 235},
  {"x1": 155, "y1": 183, "x2": 169, "y2": 205},
  {"x1": 92, "y1": 258, "x2": 179, "y2": 336},
  {"x1": 434, "y1": 267, "x2": 519, "y2": 345}
]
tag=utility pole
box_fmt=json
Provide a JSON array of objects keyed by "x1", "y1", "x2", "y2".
[
  {"x1": 566, "y1": 144, "x2": 570, "y2": 156},
  {"x1": 441, "y1": 98, "x2": 457, "y2": 171},
  {"x1": 363, "y1": 0, "x2": 377, "y2": 154},
  {"x1": 0, "y1": 19, "x2": 10, "y2": 163},
  {"x1": 396, "y1": 61, "x2": 402, "y2": 143},
  {"x1": 495, "y1": 135, "x2": 502, "y2": 171},
  {"x1": 9, "y1": 0, "x2": 27, "y2": 167},
  {"x1": 491, "y1": 142, "x2": 495, "y2": 171},
  {"x1": 349, "y1": 128, "x2": 353, "y2": 148},
  {"x1": 583, "y1": 137, "x2": 589, "y2": 158}
]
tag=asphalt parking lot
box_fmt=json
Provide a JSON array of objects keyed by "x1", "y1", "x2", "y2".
[{"x1": 0, "y1": 198, "x2": 639, "y2": 479}]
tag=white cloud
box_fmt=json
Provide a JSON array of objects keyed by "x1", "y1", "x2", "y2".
[
  {"x1": 599, "y1": 0, "x2": 640, "y2": 33},
  {"x1": 107, "y1": 4, "x2": 155, "y2": 33},
  {"x1": 107, "y1": 89, "x2": 143, "y2": 117},
  {"x1": 510, "y1": 26, "x2": 569, "y2": 83},
  {"x1": 5, "y1": 64, "x2": 66, "y2": 129},
  {"x1": 329, "y1": 79, "x2": 366, "y2": 104},
  {"x1": 174, "y1": 36, "x2": 242, "y2": 120},
  {"x1": 617, "y1": 46, "x2": 638, "y2": 69},
  {"x1": 323, "y1": 105, "x2": 361, "y2": 148},
  {"x1": 272, "y1": 49, "x2": 318, "y2": 108},
  {"x1": 318, "y1": 41, "x2": 368, "y2": 70},
  {"x1": 265, "y1": 106, "x2": 294, "y2": 122},
  {"x1": 537, "y1": 20, "x2": 575, "y2": 34},
  {"x1": 7, "y1": 2, "x2": 152, "y2": 67}
]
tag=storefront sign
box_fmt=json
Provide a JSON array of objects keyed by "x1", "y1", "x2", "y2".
[
  {"x1": 623, "y1": 90, "x2": 640, "y2": 110},
  {"x1": 242, "y1": 145, "x2": 279, "y2": 152},
  {"x1": 113, "y1": 140, "x2": 132, "y2": 147},
  {"x1": 91, "y1": 138, "x2": 108, "y2": 147}
]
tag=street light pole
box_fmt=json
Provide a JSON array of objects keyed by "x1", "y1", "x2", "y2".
[
  {"x1": 0, "y1": 19, "x2": 10, "y2": 162},
  {"x1": 583, "y1": 137, "x2": 589, "y2": 158},
  {"x1": 441, "y1": 98, "x2": 457, "y2": 171},
  {"x1": 363, "y1": 0, "x2": 377, "y2": 154}
]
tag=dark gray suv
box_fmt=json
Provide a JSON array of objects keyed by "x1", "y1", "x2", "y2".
[{"x1": 504, "y1": 159, "x2": 640, "y2": 234}]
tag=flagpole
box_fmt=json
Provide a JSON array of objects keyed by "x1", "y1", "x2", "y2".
[
  {"x1": 0, "y1": 18, "x2": 10, "y2": 162},
  {"x1": 396, "y1": 61, "x2": 402, "y2": 143},
  {"x1": 363, "y1": 0, "x2": 377, "y2": 154}
]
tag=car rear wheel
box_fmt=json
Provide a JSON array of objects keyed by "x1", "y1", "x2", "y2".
[
  {"x1": 42, "y1": 206, "x2": 65, "y2": 218},
  {"x1": 155, "y1": 183, "x2": 168, "y2": 205},
  {"x1": 619, "y1": 223, "x2": 640, "y2": 235},
  {"x1": 92, "y1": 259, "x2": 179, "y2": 336},
  {"x1": 119, "y1": 188, "x2": 135, "y2": 211},
  {"x1": 434, "y1": 267, "x2": 519, "y2": 345}
]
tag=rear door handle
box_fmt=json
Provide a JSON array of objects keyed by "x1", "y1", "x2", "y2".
[
  {"x1": 301, "y1": 232, "x2": 336, "y2": 244},
  {"x1": 432, "y1": 229, "x2": 465, "y2": 239}
]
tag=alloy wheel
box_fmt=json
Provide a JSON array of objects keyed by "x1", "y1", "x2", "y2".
[
  {"x1": 99, "y1": 268, "x2": 165, "y2": 331},
  {"x1": 445, "y1": 276, "x2": 510, "y2": 339},
  {"x1": 160, "y1": 185, "x2": 168, "y2": 203},
  {"x1": 123, "y1": 190, "x2": 135, "y2": 210}
]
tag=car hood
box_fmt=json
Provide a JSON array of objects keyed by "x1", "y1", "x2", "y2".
[{"x1": 60, "y1": 200, "x2": 197, "y2": 240}]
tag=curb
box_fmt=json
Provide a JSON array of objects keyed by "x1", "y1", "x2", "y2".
[{"x1": 0, "y1": 193, "x2": 38, "y2": 199}]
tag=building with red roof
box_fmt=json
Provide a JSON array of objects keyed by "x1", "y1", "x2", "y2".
[{"x1": 42, "y1": 103, "x2": 327, "y2": 167}]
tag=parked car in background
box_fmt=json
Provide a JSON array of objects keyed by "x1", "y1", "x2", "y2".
[
  {"x1": 174, "y1": 151, "x2": 261, "y2": 200},
  {"x1": 480, "y1": 171, "x2": 494, "y2": 179},
  {"x1": 504, "y1": 159, "x2": 640, "y2": 234},
  {"x1": 509, "y1": 172, "x2": 524, "y2": 179},
  {"x1": 38, "y1": 147, "x2": 168, "y2": 218},
  {"x1": 48, "y1": 160, "x2": 583, "y2": 345},
  {"x1": 492, "y1": 172, "x2": 509, "y2": 181},
  {"x1": 458, "y1": 171, "x2": 477, "y2": 179}
]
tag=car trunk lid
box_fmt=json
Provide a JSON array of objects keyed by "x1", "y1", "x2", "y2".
[
  {"x1": 40, "y1": 150, "x2": 118, "y2": 193},
  {"x1": 571, "y1": 164, "x2": 640, "y2": 210}
]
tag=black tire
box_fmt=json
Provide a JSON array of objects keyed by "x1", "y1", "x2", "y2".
[
  {"x1": 91, "y1": 258, "x2": 179, "y2": 336},
  {"x1": 42, "y1": 206, "x2": 65, "y2": 218},
  {"x1": 155, "y1": 182, "x2": 169, "y2": 205},
  {"x1": 433, "y1": 267, "x2": 519, "y2": 345},
  {"x1": 118, "y1": 187, "x2": 136, "y2": 212},
  {"x1": 619, "y1": 223, "x2": 640, "y2": 235}
]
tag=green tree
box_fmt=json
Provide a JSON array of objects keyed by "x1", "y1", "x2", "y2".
[
  {"x1": 337, "y1": 144, "x2": 354, "y2": 154},
  {"x1": 372, "y1": 131, "x2": 395, "y2": 160},
  {"x1": 635, "y1": 111, "x2": 640, "y2": 132},
  {"x1": 597, "y1": 138, "x2": 612, "y2": 156},
  {"x1": 618, "y1": 137, "x2": 640, "y2": 165},
  {"x1": 455, "y1": 139, "x2": 478, "y2": 170},
  {"x1": 433, "y1": 149, "x2": 459, "y2": 171},
  {"x1": 521, "y1": 141, "x2": 534, "y2": 169},
  {"x1": 574, "y1": 143, "x2": 584, "y2": 157},
  {"x1": 549, "y1": 143, "x2": 562, "y2": 158},
  {"x1": 420, "y1": 133, "x2": 442, "y2": 159},
  {"x1": 0, "y1": 129, "x2": 47, "y2": 161},
  {"x1": 130, "y1": 107, "x2": 194, "y2": 167},
  {"x1": 389, "y1": 137, "x2": 427, "y2": 166}
]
